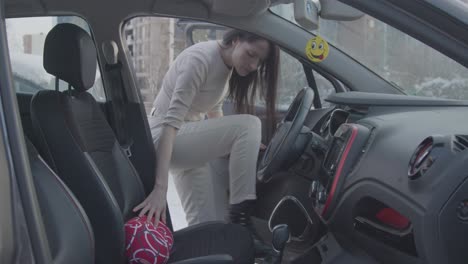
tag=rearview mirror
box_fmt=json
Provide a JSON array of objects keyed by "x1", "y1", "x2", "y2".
[
  {"x1": 319, "y1": 0, "x2": 364, "y2": 21},
  {"x1": 293, "y1": 0, "x2": 319, "y2": 30},
  {"x1": 272, "y1": 0, "x2": 363, "y2": 25}
]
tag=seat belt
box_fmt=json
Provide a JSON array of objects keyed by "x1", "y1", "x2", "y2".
[
  {"x1": 103, "y1": 41, "x2": 133, "y2": 157},
  {"x1": 102, "y1": 42, "x2": 174, "y2": 229},
  {"x1": 303, "y1": 64, "x2": 322, "y2": 109}
]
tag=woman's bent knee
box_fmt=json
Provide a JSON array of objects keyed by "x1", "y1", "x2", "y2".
[{"x1": 236, "y1": 114, "x2": 261, "y2": 132}]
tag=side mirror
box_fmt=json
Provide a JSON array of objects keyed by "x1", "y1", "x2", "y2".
[{"x1": 319, "y1": 0, "x2": 364, "y2": 21}]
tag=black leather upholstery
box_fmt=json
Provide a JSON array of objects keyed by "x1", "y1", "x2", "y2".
[
  {"x1": 171, "y1": 255, "x2": 233, "y2": 264},
  {"x1": 31, "y1": 23, "x2": 254, "y2": 264},
  {"x1": 25, "y1": 138, "x2": 94, "y2": 264},
  {"x1": 31, "y1": 89, "x2": 142, "y2": 264},
  {"x1": 169, "y1": 222, "x2": 254, "y2": 263},
  {"x1": 43, "y1": 23, "x2": 96, "y2": 92}
]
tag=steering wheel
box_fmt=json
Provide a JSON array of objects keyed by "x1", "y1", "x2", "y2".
[{"x1": 257, "y1": 87, "x2": 314, "y2": 182}]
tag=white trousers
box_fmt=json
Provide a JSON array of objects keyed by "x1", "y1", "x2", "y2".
[
  {"x1": 171, "y1": 158, "x2": 230, "y2": 225},
  {"x1": 151, "y1": 114, "x2": 262, "y2": 226}
]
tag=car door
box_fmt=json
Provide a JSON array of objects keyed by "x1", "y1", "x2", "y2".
[{"x1": 124, "y1": 16, "x2": 341, "y2": 232}]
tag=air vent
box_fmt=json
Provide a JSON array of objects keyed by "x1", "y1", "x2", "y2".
[
  {"x1": 453, "y1": 135, "x2": 468, "y2": 153},
  {"x1": 408, "y1": 137, "x2": 434, "y2": 180}
]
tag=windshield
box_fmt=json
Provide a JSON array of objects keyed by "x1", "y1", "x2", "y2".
[{"x1": 271, "y1": 4, "x2": 468, "y2": 100}]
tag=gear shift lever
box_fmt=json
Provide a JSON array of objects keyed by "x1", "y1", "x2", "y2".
[{"x1": 271, "y1": 224, "x2": 290, "y2": 264}]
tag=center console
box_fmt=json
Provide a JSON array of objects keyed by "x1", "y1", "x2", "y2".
[{"x1": 310, "y1": 123, "x2": 370, "y2": 220}]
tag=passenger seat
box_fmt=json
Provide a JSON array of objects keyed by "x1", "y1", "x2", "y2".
[{"x1": 31, "y1": 23, "x2": 254, "y2": 264}]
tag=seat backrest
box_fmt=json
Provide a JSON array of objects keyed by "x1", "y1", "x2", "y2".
[
  {"x1": 25, "y1": 137, "x2": 94, "y2": 264},
  {"x1": 31, "y1": 23, "x2": 145, "y2": 264}
]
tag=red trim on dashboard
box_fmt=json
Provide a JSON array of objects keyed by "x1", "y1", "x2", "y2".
[
  {"x1": 375, "y1": 207, "x2": 410, "y2": 230},
  {"x1": 322, "y1": 125, "x2": 358, "y2": 217}
]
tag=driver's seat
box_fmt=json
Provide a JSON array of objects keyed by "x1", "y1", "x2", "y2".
[{"x1": 31, "y1": 23, "x2": 254, "y2": 264}]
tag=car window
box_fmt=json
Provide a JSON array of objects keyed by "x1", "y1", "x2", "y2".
[
  {"x1": 124, "y1": 17, "x2": 174, "y2": 113},
  {"x1": 271, "y1": 4, "x2": 468, "y2": 101},
  {"x1": 123, "y1": 17, "x2": 335, "y2": 114},
  {"x1": 277, "y1": 50, "x2": 335, "y2": 110},
  {"x1": 6, "y1": 16, "x2": 106, "y2": 101},
  {"x1": 13, "y1": 77, "x2": 44, "y2": 94}
]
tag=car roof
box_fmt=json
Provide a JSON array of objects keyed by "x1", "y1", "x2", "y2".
[{"x1": 4, "y1": 0, "x2": 272, "y2": 19}]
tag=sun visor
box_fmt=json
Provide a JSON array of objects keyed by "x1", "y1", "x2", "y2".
[{"x1": 208, "y1": 0, "x2": 271, "y2": 17}]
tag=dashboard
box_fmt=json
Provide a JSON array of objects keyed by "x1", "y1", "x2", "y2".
[{"x1": 304, "y1": 92, "x2": 468, "y2": 264}]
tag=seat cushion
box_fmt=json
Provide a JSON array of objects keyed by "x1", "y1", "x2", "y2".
[{"x1": 169, "y1": 222, "x2": 254, "y2": 264}]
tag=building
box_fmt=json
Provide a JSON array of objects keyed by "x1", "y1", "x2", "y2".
[
  {"x1": 23, "y1": 33, "x2": 46, "y2": 55},
  {"x1": 124, "y1": 17, "x2": 174, "y2": 112}
]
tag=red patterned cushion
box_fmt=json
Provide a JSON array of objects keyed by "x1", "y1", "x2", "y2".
[{"x1": 125, "y1": 216, "x2": 174, "y2": 264}]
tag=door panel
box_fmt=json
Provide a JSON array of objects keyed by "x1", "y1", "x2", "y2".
[
  {"x1": 1, "y1": 15, "x2": 50, "y2": 264},
  {"x1": 0, "y1": 116, "x2": 16, "y2": 264}
]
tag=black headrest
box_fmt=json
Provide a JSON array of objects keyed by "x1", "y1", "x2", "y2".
[{"x1": 43, "y1": 23, "x2": 97, "y2": 92}]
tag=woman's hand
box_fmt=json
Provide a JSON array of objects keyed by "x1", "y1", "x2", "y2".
[
  {"x1": 133, "y1": 185, "x2": 168, "y2": 226},
  {"x1": 135, "y1": 125, "x2": 176, "y2": 226},
  {"x1": 260, "y1": 143, "x2": 267, "y2": 151}
]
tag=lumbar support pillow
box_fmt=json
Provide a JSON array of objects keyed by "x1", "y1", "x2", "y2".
[{"x1": 125, "y1": 216, "x2": 174, "y2": 264}]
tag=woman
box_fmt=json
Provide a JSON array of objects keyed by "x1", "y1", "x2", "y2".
[{"x1": 134, "y1": 29, "x2": 279, "y2": 252}]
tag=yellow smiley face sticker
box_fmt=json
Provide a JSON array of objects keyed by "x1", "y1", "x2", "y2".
[{"x1": 306, "y1": 36, "x2": 329, "y2": 63}]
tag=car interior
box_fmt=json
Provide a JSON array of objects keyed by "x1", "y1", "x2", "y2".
[{"x1": 1, "y1": 0, "x2": 468, "y2": 264}]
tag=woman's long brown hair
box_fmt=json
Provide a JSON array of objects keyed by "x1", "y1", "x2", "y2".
[{"x1": 222, "y1": 29, "x2": 280, "y2": 141}]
